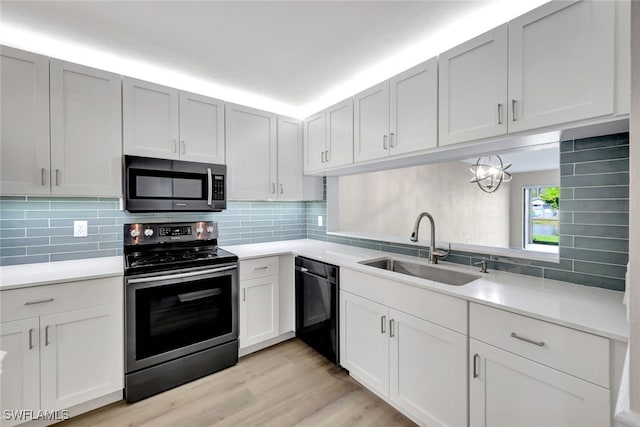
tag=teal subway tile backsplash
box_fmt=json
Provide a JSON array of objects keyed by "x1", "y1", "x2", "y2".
[
  {"x1": 0, "y1": 198, "x2": 308, "y2": 266},
  {"x1": 1, "y1": 133, "x2": 630, "y2": 291}
]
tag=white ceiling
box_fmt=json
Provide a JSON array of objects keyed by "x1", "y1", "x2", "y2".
[
  {"x1": 462, "y1": 144, "x2": 560, "y2": 174},
  {"x1": 0, "y1": 0, "x2": 548, "y2": 118}
]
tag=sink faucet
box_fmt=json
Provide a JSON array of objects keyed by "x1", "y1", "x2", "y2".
[{"x1": 410, "y1": 212, "x2": 450, "y2": 264}]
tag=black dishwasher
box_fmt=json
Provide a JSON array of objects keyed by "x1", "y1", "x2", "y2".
[{"x1": 295, "y1": 256, "x2": 339, "y2": 364}]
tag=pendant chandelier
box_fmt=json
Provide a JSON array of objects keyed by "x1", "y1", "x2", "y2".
[{"x1": 469, "y1": 155, "x2": 512, "y2": 193}]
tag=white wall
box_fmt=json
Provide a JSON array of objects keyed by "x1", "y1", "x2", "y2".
[
  {"x1": 338, "y1": 161, "x2": 510, "y2": 247},
  {"x1": 508, "y1": 169, "x2": 560, "y2": 249}
]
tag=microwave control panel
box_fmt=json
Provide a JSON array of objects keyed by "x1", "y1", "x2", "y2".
[{"x1": 212, "y1": 175, "x2": 225, "y2": 200}]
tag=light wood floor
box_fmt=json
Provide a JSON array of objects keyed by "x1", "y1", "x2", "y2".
[{"x1": 58, "y1": 339, "x2": 416, "y2": 427}]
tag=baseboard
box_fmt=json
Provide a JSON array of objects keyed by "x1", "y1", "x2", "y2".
[{"x1": 239, "y1": 331, "x2": 295, "y2": 357}]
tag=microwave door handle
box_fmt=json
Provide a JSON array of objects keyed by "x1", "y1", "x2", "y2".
[{"x1": 207, "y1": 167, "x2": 213, "y2": 206}]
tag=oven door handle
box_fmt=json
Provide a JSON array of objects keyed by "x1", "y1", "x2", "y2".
[
  {"x1": 207, "y1": 167, "x2": 213, "y2": 206},
  {"x1": 178, "y1": 288, "x2": 222, "y2": 302},
  {"x1": 127, "y1": 265, "x2": 237, "y2": 284}
]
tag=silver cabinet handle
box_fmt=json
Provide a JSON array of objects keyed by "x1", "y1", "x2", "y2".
[
  {"x1": 181, "y1": 140, "x2": 186, "y2": 154},
  {"x1": 381, "y1": 315, "x2": 386, "y2": 334},
  {"x1": 389, "y1": 132, "x2": 395, "y2": 148},
  {"x1": 280, "y1": 183, "x2": 283, "y2": 194},
  {"x1": 45, "y1": 325, "x2": 50, "y2": 346},
  {"x1": 383, "y1": 135, "x2": 388, "y2": 149},
  {"x1": 254, "y1": 266, "x2": 268, "y2": 271},
  {"x1": 389, "y1": 319, "x2": 395, "y2": 337},
  {"x1": 206, "y1": 167, "x2": 213, "y2": 206},
  {"x1": 498, "y1": 103, "x2": 503, "y2": 125},
  {"x1": 172, "y1": 139, "x2": 177, "y2": 153},
  {"x1": 29, "y1": 328, "x2": 34, "y2": 350},
  {"x1": 511, "y1": 99, "x2": 517, "y2": 121},
  {"x1": 24, "y1": 298, "x2": 54, "y2": 306},
  {"x1": 510, "y1": 332, "x2": 545, "y2": 347},
  {"x1": 271, "y1": 182, "x2": 276, "y2": 194},
  {"x1": 325, "y1": 150, "x2": 330, "y2": 162},
  {"x1": 473, "y1": 353, "x2": 480, "y2": 378},
  {"x1": 55, "y1": 169, "x2": 61, "y2": 186},
  {"x1": 242, "y1": 288, "x2": 246, "y2": 302},
  {"x1": 321, "y1": 151, "x2": 325, "y2": 163},
  {"x1": 41, "y1": 168, "x2": 46, "y2": 186}
]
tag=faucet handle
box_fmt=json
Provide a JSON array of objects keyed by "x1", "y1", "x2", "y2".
[{"x1": 432, "y1": 243, "x2": 451, "y2": 261}]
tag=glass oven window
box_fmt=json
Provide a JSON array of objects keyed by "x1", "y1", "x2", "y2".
[{"x1": 135, "y1": 276, "x2": 232, "y2": 360}]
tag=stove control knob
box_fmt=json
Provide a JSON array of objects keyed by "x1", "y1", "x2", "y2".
[
  {"x1": 206, "y1": 225, "x2": 214, "y2": 233},
  {"x1": 130, "y1": 229, "x2": 140, "y2": 238},
  {"x1": 144, "y1": 228, "x2": 154, "y2": 237},
  {"x1": 196, "y1": 226, "x2": 204, "y2": 235}
]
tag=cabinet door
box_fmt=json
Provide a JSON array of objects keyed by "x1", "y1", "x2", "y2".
[
  {"x1": 50, "y1": 60, "x2": 122, "y2": 196},
  {"x1": 123, "y1": 77, "x2": 180, "y2": 159},
  {"x1": 0, "y1": 318, "x2": 40, "y2": 427},
  {"x1": 225, "y1": 104, "x2": 277, "y2": 200},
  {"x1": 390, "y1": 58, "x2": 438, "y2": 155},
  {"x1": 339, "y1": 291, "x2": 389, "y2": 398},
  {"x1": 303, "y1": 111, "x2": 326, "y2": 173},
  {"x1": 354, "y1": 81, "x2": 390, "y2": 163},
  {"x1": 508, "y1": 0, "x2": 615, "y2": 132},
  {"x1": 0, "y1": 47, "x2": 50, "y2": 195},
  {"x1": 178, "y1": 91, "x2": 225, "y2": 164},
  {"x1": 325, "y1": 99, "x2": 354, "y2": 168},
  {"x1": 389, "y1": 309, "x2": 467, "y2": 427},
  {"x1": 239, "y1": 276, "x2": 279, "y2": 349},
  {"x1": 277, "y1": 116, "x2": 304, "y2": 200},
  {"x1": 470, "y1": 339, "x2": 610, "y2": 427},
  {"x1": 439, "y1": 25, "x2": 508, "y2": 146},
  {"x1": 40, "y1": 304, "x2": 123, "y2": 411}
]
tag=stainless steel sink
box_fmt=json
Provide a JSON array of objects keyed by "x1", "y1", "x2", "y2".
[{"x1": 359, "y1": 257, "x2": 479, "y2": 286}]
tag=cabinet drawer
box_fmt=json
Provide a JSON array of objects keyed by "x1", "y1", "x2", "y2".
[
  {"x1": 341, "y1": 268, "x2": 467, "y2": 334},
  {"x1": 239, "y1": 256, "x2": 279, "y2": 281},
  {"x1": 470, "y1": 303, "x2": 610, "y2": 388},
  {"x1": 0, "y1": 277, "x2": 123, "y2": 323}
]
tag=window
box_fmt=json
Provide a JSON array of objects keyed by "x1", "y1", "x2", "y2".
[{"x1": 523, "y1": 186, "x2": 559, "y2": 253}]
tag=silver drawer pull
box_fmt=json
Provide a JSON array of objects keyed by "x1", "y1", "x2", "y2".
[
  {"x1": 510, "y1": 332, "x2": 545, "y2": 347},
  {"x1": 45, "y1": 325, "x2": 50, "y2": 346},
  {"x1": 24, "y1": 298, "x2": 54, "y2": 306},
  {"x1": 29, "y1": 328, "x2": 34, "y2": 350},
  {"x1": 473, "y1": 353, "x2": 480, "y2": 378},
  {"x1": 254, "y1": 266, "x2": 268, "y2": 270},
  {"x1": 389, "y1": 318, "x2": 395, "y2": 337},
  {"x1": 381, "y1": 315, "x2": 386, "y2": 334}
]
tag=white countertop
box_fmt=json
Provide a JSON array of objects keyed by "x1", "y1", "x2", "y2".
[
  {"x1": 0, "y1": 256, "x2": 123, "y2": 290},
  {"x1": 224, "y1": 239, "x2": 629, "y2": 342},
  {"x1": 0, "y1": 240, "x2": 628, "y2": 342}
]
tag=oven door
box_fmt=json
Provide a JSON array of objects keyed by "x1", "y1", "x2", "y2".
[{"x1": 125, "y1": 264, "x2": 238, "y2": 373}]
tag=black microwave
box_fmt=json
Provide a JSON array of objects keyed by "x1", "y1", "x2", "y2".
[{"x1": 124, "y1": 155, "x2": 227, "y2": 212}]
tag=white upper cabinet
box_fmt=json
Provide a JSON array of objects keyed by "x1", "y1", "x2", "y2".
[
  {"x1": 508, "y1": 0, "x2": 616, "y2": 132},
  {"x1": 50, "y1": 60, "x2": 122, "y2": 197},
  {"x1": 0, "y1": 47, "x2": 50, "y2": 195},
  {"x1": 304, "y1": 98, "x2": 354, "y2": 174},
  {"x1": 389, "y1": 58, "x2": 438, "y2": 155},
  {"x1": 178, "y1": 91, "x2": 225, "y2": 164},
  {"x1": 355, "y1": 58, "x2": 437, "y2": 162},
  {"x1": 123, "y1": 78, "x2": 180, "y2": 159},
  {"x1": 225, "y1": 103, "x2": 277, "y2": 200},
  {"x1": 354, "y1": 81, "x2": 390, "y2": 162},
  {"x1": 277, "y1": 116, "x2": 304, "y2": 200},
  {"x1": 124, "y1": 78, "x2": 225, "y2": 163},
  {"x1": 439, "y1": 25, "x2": 508, "y2": 146}
]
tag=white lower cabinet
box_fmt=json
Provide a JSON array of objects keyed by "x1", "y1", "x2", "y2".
[
  {"x1": 40, "y1": 304, "x2": 123, "y2": 411},
  {"x1": 239, "y1": 257, "x2": 280, "y2": 349},
  {"x1": 0, "y1": 277, "x2": 123, "y2": 426},
  {"x1": 469, "y1": 339, "x2": 610, "y2": 427},
  {"x1": 0, "y1": 318, "x2": 40, "y2": 427},
  {"x1": 469, "y1": 302, "x2": 611, "y2": 427},
  {"x1": 340, "y1": 286, "x2": 467, "y2": 427}
]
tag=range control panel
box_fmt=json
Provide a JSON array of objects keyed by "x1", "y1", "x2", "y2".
[{"x1": 124, "y1": 221, "x2": 218, "y2": 245}]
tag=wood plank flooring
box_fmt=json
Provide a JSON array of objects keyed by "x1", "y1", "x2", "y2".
[{"x1": 58, "y1": 339, "x2": 416, "y2": 427}]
